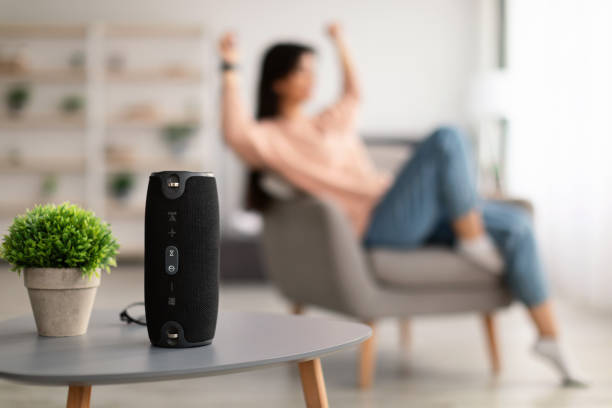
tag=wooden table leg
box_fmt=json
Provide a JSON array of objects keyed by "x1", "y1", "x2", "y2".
[
  {"x1": 66, "y1": 385, "x2": 92, "y2": 408},
  {"x1": 358, "y1": 321, "x2": 376, "y2": 389},
  {"x1": 298, "y1": 358, "x2": 329, "y2": 408}
]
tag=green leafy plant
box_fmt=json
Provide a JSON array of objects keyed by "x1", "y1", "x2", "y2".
[
  {"x1": 108, "y1": 172, "x2": 135, "y2": 199},
  {"x1": 5, "y1": 83, "x2": 30, "y2": 114},
  {"x1": 161, "y1": 122, "x2": 198, "y2": 155},
  {"x1": 161, "y1": 123, "x2": 197, "y2": 143},
  {"x1": 60, "y1": 94, "x2": 85, "y2": 114},
  {"x1": 0, "y1": 202, "x2": 119, "y2": 278},
  {"x1": 40, "y1": 174, "x2": 59, "y2": 197}
]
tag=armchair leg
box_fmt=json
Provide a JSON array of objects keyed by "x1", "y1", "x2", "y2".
[
  {"x1": 399, "y1": 318, "x2": 410, "y2": 351},
  {"x1": 292, "y1": 303, "x2": 305, "y2": 315},
  {"x1": 358, "y1": 321, "x2": 376, "y2": 389},
  {"x1": 482, "y1": 313, "x2": 501, "y2": 375}
]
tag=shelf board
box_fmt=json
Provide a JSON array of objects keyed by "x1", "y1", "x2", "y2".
[
  {"x1": 0, "y1": 158, "x2": 86, "y2": 174},
  {"x1": 105, "y1": 24, "x2": 203, "y2": 38},
  {"x1": 0, "y1": 69, "x2": 86, "y2": 83},
  {"x1": 0, "y1": 114, "x2": 86, "y2": 130},
  {"x1": 0, "y1": 25, "x2": 87, "y2": 38},
  {"x1": 107, "y1": 117, "x2": 200, "y2": 130},
  {"x1": 106, "y1": 157, "x2": 203, "y2": 173},
  {"x1": 106, "y1": 70, "x2": 201, "y2": 84}
]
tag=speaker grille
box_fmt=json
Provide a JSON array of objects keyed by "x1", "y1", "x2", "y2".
[{"x1": 145, "y1": 175, "x2": 219, "y2": 345}]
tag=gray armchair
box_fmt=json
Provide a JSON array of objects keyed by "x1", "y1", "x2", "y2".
[{"x1": 261, "y1": 193, "x2": 517, "y2": 388}]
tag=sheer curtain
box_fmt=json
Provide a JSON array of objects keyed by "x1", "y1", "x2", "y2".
[{"x1": 505, "y1": 1, "x2": 612, "y2": 308}]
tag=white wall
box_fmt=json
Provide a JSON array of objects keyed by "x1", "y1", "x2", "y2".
[{"x1": 0, "y1": 0, "x2": 481, "y2": 222}]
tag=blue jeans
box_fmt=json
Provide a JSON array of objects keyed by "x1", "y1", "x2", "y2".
[{"x1": 364, "y1": 127, "x2": 548, "y2": 307}]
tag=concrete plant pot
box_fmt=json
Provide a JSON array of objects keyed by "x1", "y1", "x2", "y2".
[{"x1": 23, "y1": 268, "x2": 100, "y2": 337}]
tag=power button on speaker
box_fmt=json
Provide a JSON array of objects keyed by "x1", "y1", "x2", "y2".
[{"x1": 165, "y1": 246, "x2": 179, "y2": 275}]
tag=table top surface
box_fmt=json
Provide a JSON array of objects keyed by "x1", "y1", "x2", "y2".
[{"x1": 0, "y1": 310, "x2": 370, "y2": 386}]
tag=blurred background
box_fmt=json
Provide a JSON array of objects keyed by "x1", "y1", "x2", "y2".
[{"x1": 0, "y1": 0, "x2": 611, "y2": 406}]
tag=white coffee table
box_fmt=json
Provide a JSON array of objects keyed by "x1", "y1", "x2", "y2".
[{"x1": 0, "y1": 310, "x2": 371, "y2": 407}]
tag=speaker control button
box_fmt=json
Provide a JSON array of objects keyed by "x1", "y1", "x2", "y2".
[{"x1": 165, "y1": 246, "x2": 179, "y2": 275}]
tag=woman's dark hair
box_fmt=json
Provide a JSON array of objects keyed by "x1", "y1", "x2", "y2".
[{"x1": 246, "y1": 43, "x2": 314, "y2": 212}]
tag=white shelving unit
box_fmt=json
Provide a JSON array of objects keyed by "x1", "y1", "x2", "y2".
[{"x1": 0, "y1": 23, "x2": 215, "y2": 259}]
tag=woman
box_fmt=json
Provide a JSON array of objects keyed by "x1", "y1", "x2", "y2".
[{"x1": 219, "y1": 24, "x2": 582, "y2": 385}]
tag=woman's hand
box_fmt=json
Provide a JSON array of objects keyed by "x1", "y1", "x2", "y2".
[
  {"x1": 327, "y1": 23, "x2": 343, "y2": 42},
  {"x1": 219, "y1": 32, "x2": 238, "y2": 64}
]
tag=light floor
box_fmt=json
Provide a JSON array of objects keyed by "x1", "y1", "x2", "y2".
[{"x1": 1, "y1": 266, "x2": 611, "y2": 407}]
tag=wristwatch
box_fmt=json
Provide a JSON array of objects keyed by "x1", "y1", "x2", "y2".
[{"x1": 221, "y1": 60, "x2": 236, "y2": 71}]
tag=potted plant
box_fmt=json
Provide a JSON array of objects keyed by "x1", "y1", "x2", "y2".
[
  {"x1": 59, "y1": 94, "x2": 85, "y2": 115},
  {"x1": 161, "y1": 122, "x2": 198, "y2": 156},
  {"x1": 5, "y1": 83, "x2": 30, "y2": 116},
  {"x1": 108, "y1": 172, "x2": 135, "y2": 201},
  {"x1": 0, "y1": 202, "x2": 119, "y2": 337},
  {"x1": 40, "y1": 174, "x2": 59, "y2": 197}
]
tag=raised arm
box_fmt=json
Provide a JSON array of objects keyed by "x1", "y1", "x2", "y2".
[
  {"x1": 219, "y1": 32, "x2": 268, "y2": 166},
  {"x1": 328, "y1": 23, "x2": 361, "y2": 101}
]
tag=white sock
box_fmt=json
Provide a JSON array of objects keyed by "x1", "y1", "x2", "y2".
[
  {"x1": 457, "y1": 235, "x2": 504, "y2": 275},
  {"x1": 533, "y1": 337, "x2": 587, "y2": 387}
]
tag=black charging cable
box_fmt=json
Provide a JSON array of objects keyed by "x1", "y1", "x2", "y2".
[{"x1": 119, "y1": 302, "x2": 147, "y2": 326}]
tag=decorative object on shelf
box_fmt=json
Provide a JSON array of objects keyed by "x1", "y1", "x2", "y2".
[
  {"x1": 161, "y1": 122, "x2": 198, "y2": 156},
  {"x1": 68, "y1": 50, "x2": 85, "y2": 70},
  {"x1": 161, "y1": 64, "x2": 199, "y2": 78},
  {"x1": 0, "y1": 202, "x2": 119, "y2": 337},
  {"x1": 118, "y1": 102, "x2": 162, "y2": 122},
  {"x1": 0, "y1": 44, "x2": 29, "y2": 74},
  {"x1": 107, "y1": 51, "x2": 126, "y2": 73},
  {"x1": 60, "y1": 94, "x2": 85, "y2": 115},
  {"x1": 40, "y1": 174, "x2": 58, "y2": 197},
  {"x1": 108, "y1": 172, "x2": 136, "y2": 201},
  {"x1": 105, "y1": 144, "x2": 136, "y2": 164},
  {"x1": 4, "y1": 83, "x2": 30, "y2": 116}
]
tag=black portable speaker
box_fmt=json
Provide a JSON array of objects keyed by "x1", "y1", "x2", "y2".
[{"x1": 144, "y1": 171, "x2": 219, "y2": 348}]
